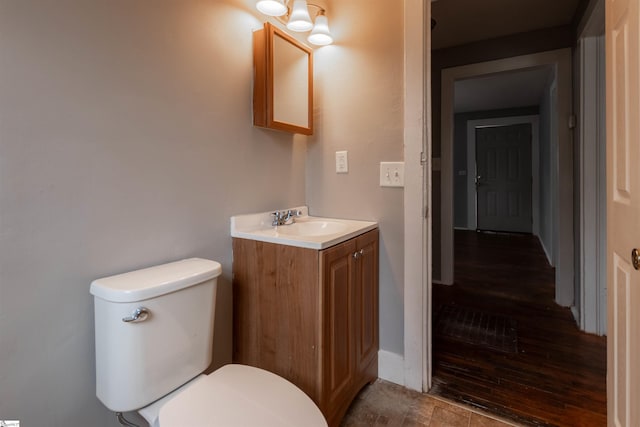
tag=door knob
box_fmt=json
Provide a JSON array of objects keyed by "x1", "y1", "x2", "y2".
[{"x1": 632, "y1": 248, "x2": 640, "y2": 270}]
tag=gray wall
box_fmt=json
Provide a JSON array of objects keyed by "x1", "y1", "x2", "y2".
[
  {"x1": 453, "y1": 107, "x2": 540, "y2": 229},
  {"x1": 1, "y1": 0, "x2": 409, "y2": 424},
  {"x1": 307, "y1": 0, "x2": 405, "y2": 356},
  {"x1": 0, "y1": 1, "x2": 309, "y2": 425}
]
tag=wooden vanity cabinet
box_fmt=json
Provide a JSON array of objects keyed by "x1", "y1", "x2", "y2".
[{"x1": 233, "y1": 229, "x2": 379, "y2": 427}]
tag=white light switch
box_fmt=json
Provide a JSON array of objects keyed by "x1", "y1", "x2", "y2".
[
  {"x1": 336, "y1": 151, "x2": 348, "y2": 173},
  {"x1": 380, "y1": 162, "x2": 404, "y2": 187}
]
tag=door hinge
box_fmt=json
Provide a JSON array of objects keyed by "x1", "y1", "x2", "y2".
[
  {"x1": 568, "y1": 114, "x2": 577, "y2": 129},
  {"x1": 420, "y1": 151, "x2": 427, "y2": 165}
]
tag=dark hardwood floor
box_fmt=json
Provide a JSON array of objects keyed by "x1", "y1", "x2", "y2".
[{"x1": 431, "y1": 230, "x2": 607, "y2": 426}]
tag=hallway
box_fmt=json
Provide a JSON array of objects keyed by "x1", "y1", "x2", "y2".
[{"x1": 431, "y1": 230, "x2": 606, "y2": 426}]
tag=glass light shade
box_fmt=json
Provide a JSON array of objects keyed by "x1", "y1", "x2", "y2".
[
  {"x1": 287, "y1": 1, "x2": 313, "y2": 32},
  {"x1": 307, "y1": 14, "x2": 333, "y2": 45},
  {"x1": 256, "y1": 0, "x2": 287, "y2": 16}
]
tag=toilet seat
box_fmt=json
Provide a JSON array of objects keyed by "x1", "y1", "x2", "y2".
[{"x1": 159, "y1": 364, "x2": 328, "y2": 427}]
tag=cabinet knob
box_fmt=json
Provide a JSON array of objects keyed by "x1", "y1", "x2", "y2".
[{"x1": 353, "y1": 249, "x2": 364, "y2": 259}]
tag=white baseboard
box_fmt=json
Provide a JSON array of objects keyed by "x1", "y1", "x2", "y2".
[
  {"x1": 571, "y1": 305, "x2": 580, "y2": 324},
  {"x1": 378, "y1": 350, "x2": 405, "y2": 386}
]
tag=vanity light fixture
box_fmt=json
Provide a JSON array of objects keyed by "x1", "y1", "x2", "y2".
[
  {"x1": 256, "y1": 0, "x2": 288, "y2": 16},
  {"x1": 287, "y1": 0, "x2": 314, "y2": 32},
  {"x1": 307, "y1": 10, "x2": 333, "y2": 46},
  {"x1": 255, "y1": 0, "x2": 334, "y2": 46}
]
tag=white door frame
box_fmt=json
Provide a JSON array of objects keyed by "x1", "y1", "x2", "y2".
[
  {"x1": 403, "y1": 0, "x2": 429, "y2": 392},
  {"x1": 577, "y1": 0, "x2": 607, "y2": 335},
  {"x1": 465, "y1": 116, "x2": 540, "y2": 234},
  {"x1": 440, "y1": 49, "x2": 574, "y2": 307}
]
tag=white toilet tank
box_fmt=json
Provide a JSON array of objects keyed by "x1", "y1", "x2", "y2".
[{"x1": 90, "y1": 258, "x2": 222, "y2": 413}]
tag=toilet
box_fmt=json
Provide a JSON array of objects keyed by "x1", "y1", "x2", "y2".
[{"x1": 90, "y1": 258, "x2": 327, "y2": 427}]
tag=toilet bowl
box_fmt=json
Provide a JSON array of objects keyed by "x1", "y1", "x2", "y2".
[
  {"x1": 90, "y1": 258, "x2": 327, "y2": 427},
  {"x1": 158, "y1": 364, "x2": 325, "y2": 427},
  {"x1": 138, "y1": 365, "x2": 326, "y2": 427}
]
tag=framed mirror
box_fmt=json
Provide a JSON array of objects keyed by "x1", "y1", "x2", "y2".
[{"x1": 253, "y1": 23, "x2": 313, "y2": 135}]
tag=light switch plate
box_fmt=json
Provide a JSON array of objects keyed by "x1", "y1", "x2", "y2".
[
  {"x1": 336, "y1": 151, "x2": 348, "y2": 173},
  {"x1": 380, "y1": 162, "x2": 405, "y2": 187}
]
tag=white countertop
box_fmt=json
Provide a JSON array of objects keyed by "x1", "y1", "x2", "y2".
[{"x1": 230, "y1": 206, "x2": 378, "y2": 250}]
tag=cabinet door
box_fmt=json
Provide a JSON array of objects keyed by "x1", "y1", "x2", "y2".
[
  {"x1": 355, "y1": 230, "x2": 379, "y2": 378},
  {"x1": 232, "y1": 238, "x2": 321, "y2": 401},
  {"x1": 321, "y1": 239, "x2": 357, "y2": 414}
]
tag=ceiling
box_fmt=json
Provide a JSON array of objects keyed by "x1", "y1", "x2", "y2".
[
  {"x1": 431, "y1": 0, "x2": 582, "y2": 50},
  {"x1": 454, "y1": 66, "x2": 553, "y2": 113},
  {"x1": 432, "y1": 0, "x2": 579, "y2": 112}
]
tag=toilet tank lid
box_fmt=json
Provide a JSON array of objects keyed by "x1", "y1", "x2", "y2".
[{"x1": 90, "y1": 258, "x2": 222, "y2": 303}]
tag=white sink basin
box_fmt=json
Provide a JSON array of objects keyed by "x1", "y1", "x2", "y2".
[
  {"x1": 230, "y1": 206, "x2": 377, "y2": 249},
  {"x1": 276, "y1": 220, "x2": 348, "y2": 237}
]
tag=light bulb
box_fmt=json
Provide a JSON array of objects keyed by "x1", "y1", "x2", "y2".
[
  {"x1": 256, "y1": 0, "x2": 287, "y2": 17},
  {"x1": 287, "y1": 0, "x2": 313, "y2": 32},
  {"x1": 308, "y1": 14, "x2": 333, "y2": 45}
]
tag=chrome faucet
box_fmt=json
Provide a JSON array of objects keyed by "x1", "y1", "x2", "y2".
[{"x1": 271, "y1": 209, "x2": 303, "y2": 226}]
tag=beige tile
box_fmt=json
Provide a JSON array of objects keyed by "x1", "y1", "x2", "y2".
[
  {"x1": 374, "y1": 414, "x2": 391, "y2": 426},
  {"x1": 341, "y1": 380, "x2": 515, "y2": 427},
  {"x1": 342, "y1": 397, "x2": 379, "y2": 426},
  {"x1": 402, "y1": 412, "x2": 432, "y2": 426},
  {"x1": 432, "y1": 398, "x2": 476, "y2": 417},
  {"x1": 408, "y1": 396, "x2": 438, "y2": 419},
  {"x1": 375, "y1": 413, "x2": 407, "y2": 426},
  {"x1": 368, "y1": 382, "x2": 416, "y2": 413},
  {"x1": 428, "y1": 406, "x2": 471, "y2": 427},
  {"x1": 342, "y1": 413, "x2": 377, "y2": 427},
  {"x1": 468, "y1": 413, "x2": 514, "y2": 427}
]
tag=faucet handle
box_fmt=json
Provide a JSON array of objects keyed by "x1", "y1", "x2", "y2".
[
  {"x1": 271, "y1": 211, "x2": 281, "y2": 226},
  {"x1": 272, "y1": 209, "x2": 302, "y2": 226}
]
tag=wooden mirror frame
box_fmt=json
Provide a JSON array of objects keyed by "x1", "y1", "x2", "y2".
[{"x1": 253, "y1": 22, "x2": 314, "y2": 135}]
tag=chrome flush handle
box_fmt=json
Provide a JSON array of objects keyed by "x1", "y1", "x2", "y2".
[{"x1": 122, "y1": 307, "x2": 150, "y2": 323}]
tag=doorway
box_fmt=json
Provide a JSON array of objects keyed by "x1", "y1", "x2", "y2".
[
  {"x1": 475, "y1": 124, "x2": 533, "y2": 233},
  {"x1": 465, "y1": 115, "x2": 541, "y2": 233},
  {"x1": 439, "y1": 49, "x2": 574, "y2": 305},
  {"x1": 401, "y1": 0, "x2": 612, "y2": 423},
  {"x1": 429, "y1": 49, "x2": 595, "y2": 425}
]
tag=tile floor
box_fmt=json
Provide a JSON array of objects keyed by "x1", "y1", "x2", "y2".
[{"x1": 341, "y1": 380, "x2": 519, "y2": 427}]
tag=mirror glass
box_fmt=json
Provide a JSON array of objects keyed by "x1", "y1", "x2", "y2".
[
  {"x1": 253, "y1": 23, "x2": 313, "y2": 135},
  {"x1": 273, "y1": 32, "x2": 309, "y2": 127}
]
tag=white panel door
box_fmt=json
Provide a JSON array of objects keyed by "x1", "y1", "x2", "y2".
[
  {"x1": 607, "y1": 0, "x2": 640, "y2": 424},
  {"x1": 476, "y1": 124, "x2": 533, "y2": 233}
]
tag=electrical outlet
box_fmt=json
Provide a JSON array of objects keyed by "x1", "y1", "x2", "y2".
[
  {"x1": 380, "y1": 162, "x2": 404, "y2": 187},
  {"x1": 336, "y1": 151, "x2": 348, "y2": 173}
]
